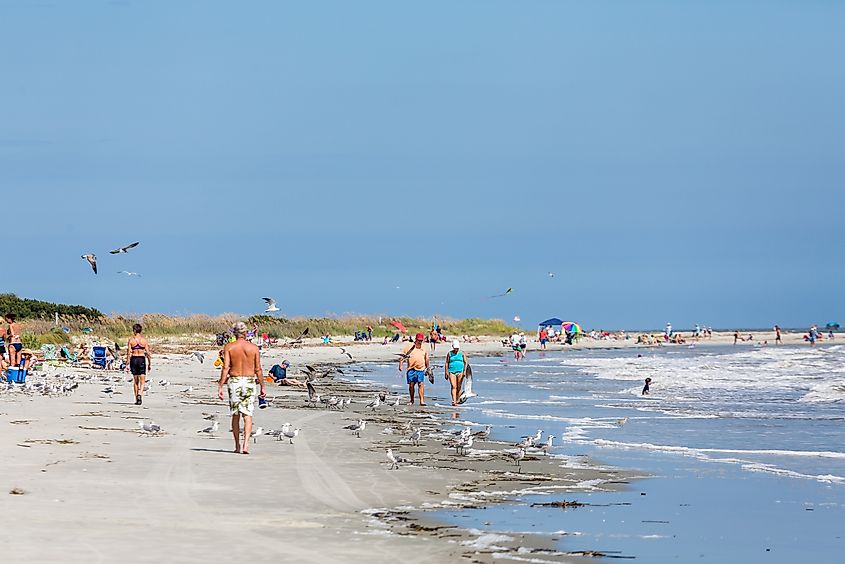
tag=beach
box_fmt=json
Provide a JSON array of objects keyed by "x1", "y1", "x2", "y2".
[
  {"x1": 3, "y1": 329, "x2": 838, "y2": 562},
  {"x1": 1, "y1": 335, "x2": 647, "y2": 563}
]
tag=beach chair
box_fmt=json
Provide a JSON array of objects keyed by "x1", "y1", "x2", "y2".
[
  {"x1": 40, "y1": 344, "x2": 57, "y2": 361},
  {"x1": 92, "y1": 346, "x2": 107, "y2": 369},
  {"x1": 60, "y1": 346, "x2": 79, "y2": 366}
]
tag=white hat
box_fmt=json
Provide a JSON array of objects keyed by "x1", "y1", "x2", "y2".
[{"x1": 451, "y1": 340, "x2": 460, "y2": 349}]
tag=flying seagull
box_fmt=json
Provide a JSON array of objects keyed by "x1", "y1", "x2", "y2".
[
  {"x1": 109, "y1": 241, "x2": 140, "y2": 254},
  {"x1": 262, "y1": 297, "x2": 280, "y2": 313},
  {"x1": 339, "y1": 347, "x2": 353, "y2": 360},
  {"x1": 489, "y1": 287, "x2": 513, "y2": 298},
  {"x1": 191, "y1": 352, "x2": 205, "y2": 364},
  {"x1": 81, "y1": 254, "x2": 97, "y2": 274},
  {"x1": 117, "y1": 271, "x2": 141, "y2": 277},
  {"x1": 548, "y1": 271, "x2": 555, "y2": 278}
]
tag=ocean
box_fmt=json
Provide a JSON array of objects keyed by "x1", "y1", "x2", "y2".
[{"x1": 354, "y1": 342, "x2": 845, "y2": 561}]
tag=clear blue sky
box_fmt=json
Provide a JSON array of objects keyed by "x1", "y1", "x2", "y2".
[{"x1": 1, "y1": 0, "x2": 842, "y2": 329}]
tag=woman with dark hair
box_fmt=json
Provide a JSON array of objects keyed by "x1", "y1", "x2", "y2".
[
  {"x1": 5, "y1": 314, "x2": 22, "y2": 367},
  {"x1": 126, "y1": 323, "x2": 151, "y2": 405}
]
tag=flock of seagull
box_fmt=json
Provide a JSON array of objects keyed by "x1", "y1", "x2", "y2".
[{"x1": 81, "y1": 241, "x2": 140, "y2": 275}]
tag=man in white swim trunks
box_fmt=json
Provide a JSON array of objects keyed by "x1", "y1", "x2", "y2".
[{"x1": 218, "y1": 322, "x2": 265, "y2": 454}]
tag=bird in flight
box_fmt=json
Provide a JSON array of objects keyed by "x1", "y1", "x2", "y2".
[
  {"x1": 548, "y1": 271, "x2": 555, "y2": 278},
  {"x1": 81, "y1": 254, "x2": 97, "y2": 274},
  {"x1": 262, "y1": 297, "x2": 280, "y2": 313},
  {"x1": 117, "y1": 271, "x2": 141, "y2": 277},
  {"x1": 489, "y1": 287, "x2": 513, "y2": 298},
  {"x1": 339, "y1": 347, "x2": 353, "y2": 360},
  {"x1": 109, "y1": 241, "x2": 140, "y2": 254},
  {"x1": 191, "y1": 352, "x2": 205, "y2": 364}
]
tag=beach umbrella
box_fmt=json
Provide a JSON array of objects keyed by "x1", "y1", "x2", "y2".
[
  {"x1": 562, "y1": 322, "x2": 582, "y2": 334},
  {"x1": 826, "y1": 322, "x2": 839, "y2": 329},
  {"x1": 390, "y1": 320, "x2": 407, "y2": 333},
  {"x1": 538, "y1": 318, "x2": 563, "y2": 327}
]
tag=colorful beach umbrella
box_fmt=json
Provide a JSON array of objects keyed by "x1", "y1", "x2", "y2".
[
  {"x1": 561, "y1": 322, "x2": 582, "y2": 334},
  {"x1": 390, "y1": 320, "x2": 407, "y2": 333}
]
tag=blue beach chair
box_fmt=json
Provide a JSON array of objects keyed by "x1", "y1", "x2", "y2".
[{"x1": 92, "y1": 346, "x2": 107, "y2": 369}]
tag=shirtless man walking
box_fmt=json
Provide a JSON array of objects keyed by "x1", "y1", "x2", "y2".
[
  {"x1": 398, "y1": 332, "x2": 430, "y2": 406},
  {"x1": 218, "y1": 322, "x2": 265, "y2": 454}
]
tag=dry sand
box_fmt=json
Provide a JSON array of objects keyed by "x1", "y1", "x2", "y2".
[{"x1": 0, "y1": 330, "x2": 809, "y2": 563}]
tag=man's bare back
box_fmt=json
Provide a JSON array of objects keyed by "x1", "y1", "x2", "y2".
[{"x1": 224, "y1": 338, "x2": 261, "y2": 378}]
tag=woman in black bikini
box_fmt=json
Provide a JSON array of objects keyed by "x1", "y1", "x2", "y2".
[
  {"x1": 5, "y1": 314, "x2": 22, "y2": 367},
  {"x1": 126, "y1": 323, "x2": 151, "y2": 405}
]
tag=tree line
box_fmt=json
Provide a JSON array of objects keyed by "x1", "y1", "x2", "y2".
[{"x1": 0, "y1": 293, "x2": 103, "y2": 320}]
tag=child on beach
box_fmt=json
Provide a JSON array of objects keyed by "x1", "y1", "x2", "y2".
[{"x1": 642, "y1": 377, "x2": 652, "y2": 395}]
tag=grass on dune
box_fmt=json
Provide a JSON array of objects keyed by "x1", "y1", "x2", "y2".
[{"x1": 18, "y1": 314, "x2": 518, "y2": 347}]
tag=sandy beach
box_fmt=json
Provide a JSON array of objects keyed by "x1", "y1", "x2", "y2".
[{"x1": 1, "y1": 334, "x2": 661, "y2": 564}]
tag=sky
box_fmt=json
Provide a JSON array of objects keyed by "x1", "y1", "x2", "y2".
[{"x1": 1, "y1": 0, "x2": 843, "y2": 329}]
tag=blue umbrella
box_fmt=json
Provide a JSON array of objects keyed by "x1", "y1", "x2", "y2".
[
  {"x1": 826, "y1": 322, "x2": 839, "y2": 329},
  {"x1": 539, "y1": 318, "x2": 563, "y2": 327}
]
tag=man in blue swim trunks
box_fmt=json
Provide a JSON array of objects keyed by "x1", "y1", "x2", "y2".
[{"x1": 398, "y1": 332, "x2": 430, "y2": 406}]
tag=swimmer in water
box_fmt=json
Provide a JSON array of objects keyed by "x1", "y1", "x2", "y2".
[{"x1": 642, "y1": 377, "x2": 652, "y2": 395}]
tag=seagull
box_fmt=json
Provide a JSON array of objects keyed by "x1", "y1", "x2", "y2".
[
  {"x1": 306, "y1": 381, "x2": 319, "y2": 407},
  {"x1": 391, "y1": 396, "x2": 401, "y2": 411},
  {"x1": 262, "y1": 297, "x2": 280, "y2": 313},
  {"x1": 158, "y1": 379, "x2": 170, "y2": 387},
  {"x1": 536, "y1": 435, "x2": 555, "y2": 454},
  {"x1": 191, "y1": 352, "x2": 205, "y2": 364},
  {"x1": 282, "y1": 427, "x2": 300, "y2": 444},
  {"x1": 339, "y1": 347, "x2": 353, "y2": 360},
  {"x1": 117, "y1": 271, "x2": 142, "y2": 277},
  {"x1": 455, "y1": 435, "x2": 473, "y2": 455},
  {"x1": 139, "y1": 421, "x2": 161, "y2": 433},
  {"x1": 548, "y1": 271, "x2": 555, "y2": 278},
  {"x1": 472, "y1": 425, "x2": 492, "y2": 440},
  {"x1": 366, "y1": 396, "x2": 381, "y2": 411},
  {"x1": 251, "y1": 427, "x2": 263, "y2": 443},
  {"x1": 508, "y1": 448, "x2": 526, "y2": 470},
  {"x1": 616, "y1": 417, "x2": 629, "y2": 427},
  {"x1": 410, "y1": 428, "x2": 422, "y2": 446},
  {"x1": 517, "y1": 430, "x2": 542, "y2": 449},
  {"x1": 81, "y1": 254, "x2": 97, "y2": 274},
  {"x1": 197, "y1": 420, "x2": 219, "y2": 437},
  {"x1": 180, "y1": 386, "x2": 193, "y2": 393},
  {"x1": 489, "y1": 287, "x2": 513, "y2": 298},
  {"x1": 270, "y1": 422, "x2": 292, "y2": 440},
  {"x1": 386, "y1": 448, "x2": 408, "y2": 470},
  {"x1": 345, "y1": 419, "x2": 366, "y2": 438},
  {"x1": 109, "y1": 241, "x2": 139, "y2": 254}
]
